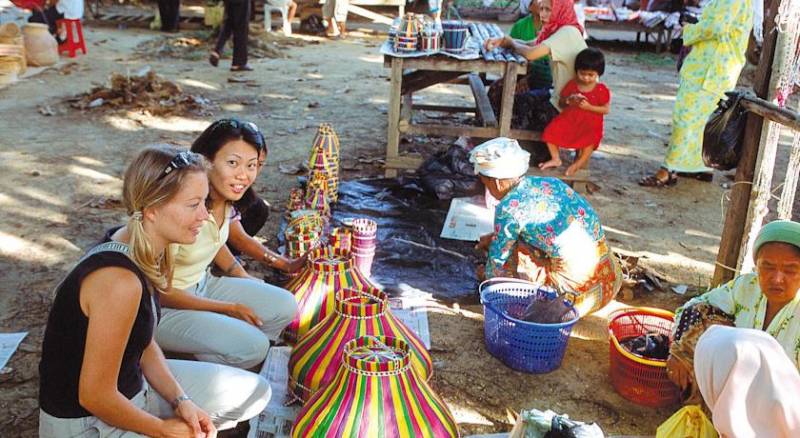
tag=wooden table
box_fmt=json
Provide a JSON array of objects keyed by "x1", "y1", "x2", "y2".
[
  {"x1": 585, "y1": 19, "x2": 673, "y2": 53},
  {"x1": 383, "y1": 22, "x2": 543, "y2": 177}
]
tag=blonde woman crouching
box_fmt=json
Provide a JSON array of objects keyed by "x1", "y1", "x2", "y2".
[{"x1": 38, "y1": 145, "x2": 270, "y2": 437}]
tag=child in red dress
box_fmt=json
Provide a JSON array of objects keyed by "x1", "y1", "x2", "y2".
[{"x1": 540, "y1": 48, "x2": 610, "y2": 176}]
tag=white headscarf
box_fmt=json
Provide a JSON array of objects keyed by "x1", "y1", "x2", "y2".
[
  {"x1": 468, "y1": 137, "x2": 530, "y2": 179},
  {"x1": 695, "y1": 325, "x2": 800, "y2": 438}
]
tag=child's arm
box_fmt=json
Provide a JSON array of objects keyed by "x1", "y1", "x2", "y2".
[
  {"x1": 578, "y1": 100, "x2": 610, "y2": 115},
  {"x1": 577, "y1": 85, "x2": 610, "y2": 114}
]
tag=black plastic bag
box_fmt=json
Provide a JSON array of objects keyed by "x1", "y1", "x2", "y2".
[
  {"x1": 418, "y1": 145, "x2": 482, "y2": 200},
  {"x1": 702, "y1": 90, "x2": 749, "y2": 171}
]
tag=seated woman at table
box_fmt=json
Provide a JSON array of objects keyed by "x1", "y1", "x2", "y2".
[
  {"x1": 484, "y1": 0, "x2": 586, "y2": 134},
  {"x1": 507, "y1": 0, "x2": 553, "y2": 95},
  {"x1": 667, "y1": 219, "x2": 800, "y2": 404},
  {"x1": 692, "y1": 325, "x2": 800, "y2": 437},
  {"x1": 470, "y1": 137, "x2": 621, "y2": 316}
]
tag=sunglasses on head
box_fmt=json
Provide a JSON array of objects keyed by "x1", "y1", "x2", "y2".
[
  {"x1": 213, "y1": 119, "x2": 266, "y2": 150},
  {"x1": 162, "y1": 150, "x2": 195, "y2": 177}
]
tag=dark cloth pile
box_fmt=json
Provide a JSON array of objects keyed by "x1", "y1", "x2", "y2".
[
  {"x1": 418, "y1": 144, "x2": 482, "y2": 200},
  {"x1": 620, "y1": 332, "x2": 670, "y2": 360},
  {"x1": 516, "y1": 296, "x2": 571, "y2": 324}
]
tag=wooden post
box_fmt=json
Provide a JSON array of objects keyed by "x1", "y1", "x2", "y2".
[
  {"x1": 385, "y1": 57, "x2": 403, "y2": 178},
  {"x1": 778, "y1": 131, "x2": 800, "y2": 219},
  {"x1": 498, "y1": 62, "x2": 517, "y2": 137},
  {"x1": 712, "y1": 0, "x2": 782, "y2": 286},
  {"x1": 737, "y1": 4, "x2": 800, "y2": 274}
]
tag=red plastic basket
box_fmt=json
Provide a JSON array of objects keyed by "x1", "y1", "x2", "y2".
[{"x1": 608, "y1": 307, "x2": 680, "y2": 408}]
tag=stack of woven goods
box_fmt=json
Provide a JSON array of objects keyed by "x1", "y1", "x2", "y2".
[{"x1": 0, "y1": 22, "x2": 26, "y2": 86}]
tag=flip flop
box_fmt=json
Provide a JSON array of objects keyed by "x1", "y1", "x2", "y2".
[
  {"x1": 639, "y1": 170, "x2": 678, "y2": 187},
  {"x1": 209, "y1": 51, "x2": 220, "y2": 67}
]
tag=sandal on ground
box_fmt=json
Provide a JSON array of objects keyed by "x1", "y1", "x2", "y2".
[
  {"x1": 676, "y1": 171, "x2": 713, "y2": 182},
  {"x1": 209, "y1": 51, "x2": 220, "y2": 67},
  {"x1": 639, "y1": 169, "x2": 678, "y2": 187},
  {"x1": 230, "y1": 64, "x2": 254, "y2": 72}
]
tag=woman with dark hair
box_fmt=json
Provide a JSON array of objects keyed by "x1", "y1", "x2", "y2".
[
  {"x1": 38, "y1": 145, "x2": 270, "y2": 436},
  {"x1": 155, "y1": 118, "x2": 298, "y2": 370},
  {"x1": 667, "y1": 220, "x2": 800, "y2": 404}
]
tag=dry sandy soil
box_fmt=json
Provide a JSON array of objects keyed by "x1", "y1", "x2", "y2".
[{"x1": 0, "y1": 15, "x2": 797, "y2": 437}]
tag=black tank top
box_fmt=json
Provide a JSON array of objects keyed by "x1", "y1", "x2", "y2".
[{"x1": 38, "y1": 241, "x2": 161, "y2": 418}]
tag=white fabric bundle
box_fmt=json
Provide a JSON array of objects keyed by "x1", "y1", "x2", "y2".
[{"x1": 468, "y1": 137, "x2": 530, "y2": 179}]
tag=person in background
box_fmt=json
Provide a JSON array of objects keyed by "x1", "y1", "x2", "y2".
[
  {"x1": 508, "y1": 0, "x2": 553, "y2": 94},
  {"x1": 323, "y1": 0, "x2": 348, "y2": 38},
  {"x1": 694, "y1": 325, "x2": 800, "y2": 437},
  {"x1": 28, "y1": 0, "x2": 83, "y2": 41},
  {"x1": 540, "y1": 47, "x2": 610, "y2": 175},
  {"x1": 639, "y1": 0, "x2": 752, "y2": 186},
  {"x1": 209, "y1": 0, "x2": 252, "y2": 71},
  {"x1": 157, "y1": 0, "x2": 181, "y2": 32},
  {"x1": 38, "y1": 145, "x2": 270, "y2": 437},
  {"x1": 484, "y1": 0, "x2": 587, "y2": 152},
  {"x1": 470, "y1": 137, "x2": 621, "y2": 316}
]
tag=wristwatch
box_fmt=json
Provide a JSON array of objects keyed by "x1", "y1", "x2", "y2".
[{"x1": 171, "y1": 394, "x2": 191, "y2": 409}]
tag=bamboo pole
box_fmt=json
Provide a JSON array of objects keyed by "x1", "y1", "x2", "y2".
[
  {"x1": 777, "y1": 130, "x2": 800, "y2": 219},
  {"x1": 712, "y1": 0, "x2": 783, "y2": 286},
  {"x1": 737, "y1": 4, "x2": 800, "y2": 275}
]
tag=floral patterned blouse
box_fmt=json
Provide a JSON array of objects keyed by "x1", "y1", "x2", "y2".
[
  {"x1": 675, "y1": 273, "x2": 800, "y2": 369},
  {"x1": 487, "y1": 177, "x2": 604, "y2": 277}
]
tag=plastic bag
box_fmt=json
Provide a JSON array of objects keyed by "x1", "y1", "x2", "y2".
[
  {"x1": 418, "y1": 144, "x2": 482, "y2": 200},
  {"x1": 655, "y1": 405, "x2": 718, "y2": 438},
  {"x1": 510, "y1": 409, "x2": 604, "y2": 438},
  {"x1": 702, "y1": 91, "x2": 749, "y2": 171}
]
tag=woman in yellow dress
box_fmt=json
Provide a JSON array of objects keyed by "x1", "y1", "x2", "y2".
[{"x1": 640, "y1": 0, "x2": 753, "y2": 187}]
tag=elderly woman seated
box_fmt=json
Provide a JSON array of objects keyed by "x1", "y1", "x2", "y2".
[
  {"x1": 667, "y1": 220, "x2": 800, "y2": 404},
  {"x1": 469, "y1": 137, "x2": 621, "y2": 315}
]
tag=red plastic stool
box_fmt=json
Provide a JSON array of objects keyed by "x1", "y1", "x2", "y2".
[{"x1": 56, "y1": 19, "x2": 87, "y2": 58}]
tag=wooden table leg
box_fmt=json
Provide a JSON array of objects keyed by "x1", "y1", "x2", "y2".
[
  {"x1": 498, "y1": 62, "x2": 517, "y2": 138},
  {"x1": 401, "y1": 93, "x2": 413, "y2": 122},
  {"x1": 386, "y1": 57, "x2": 403, "y2": 178}
]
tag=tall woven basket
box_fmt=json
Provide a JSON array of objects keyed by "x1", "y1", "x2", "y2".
[
  {"x1": 283, "y1": 247, "x2": 376, "y2": 342},
  {"x1": 289, "y1": 286, "x2": 432, "y2": 403},
  {"x1": 292, "y1": 336, "x2": 459, "y2": 438}
]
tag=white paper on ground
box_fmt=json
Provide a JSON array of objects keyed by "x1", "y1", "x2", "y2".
[
  {"x1": 249, "y1": 303, "x2": 431, "y2": 438},
  {"x1": 440, "y1": 196, "x2": 495, "y2": 242},
  {"x1": 0, "y1": 332, "x2": 28, "y2": 370}
]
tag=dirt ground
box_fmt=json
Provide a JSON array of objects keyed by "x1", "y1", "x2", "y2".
[{"x1": 0, "y1": 16, "x2": 797, "y2": 437}]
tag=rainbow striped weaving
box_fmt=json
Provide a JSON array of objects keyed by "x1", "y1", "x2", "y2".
[
  {"x1": 284, "y1": 247, "x2": 376, "y2": 342},
  {"x1": 292, "y1": 336, "x2": 459, "y2": 438},
  {"x1": 289, "y1": 286, "x2": 433, "y2": 403}
]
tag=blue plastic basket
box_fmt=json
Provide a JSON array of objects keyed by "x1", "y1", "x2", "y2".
[{"x1": 480, "y1": 278, "x2": 580, "y2": 374}]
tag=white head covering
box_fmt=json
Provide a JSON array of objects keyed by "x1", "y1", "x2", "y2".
[
  {"x1": 694, "y1": 325, "x2": 800, "y2": 438},
  {"x1": 468, "y1": 137, "x2": 530, "y2": 179}
]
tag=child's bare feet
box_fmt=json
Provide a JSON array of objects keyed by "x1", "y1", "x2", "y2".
[
  {"x1": 538, "y1": 159, "x2": 562, "y2": 170},
  {"x1": 565, "y1": 163, "x2": 581, "y2": 176}
]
